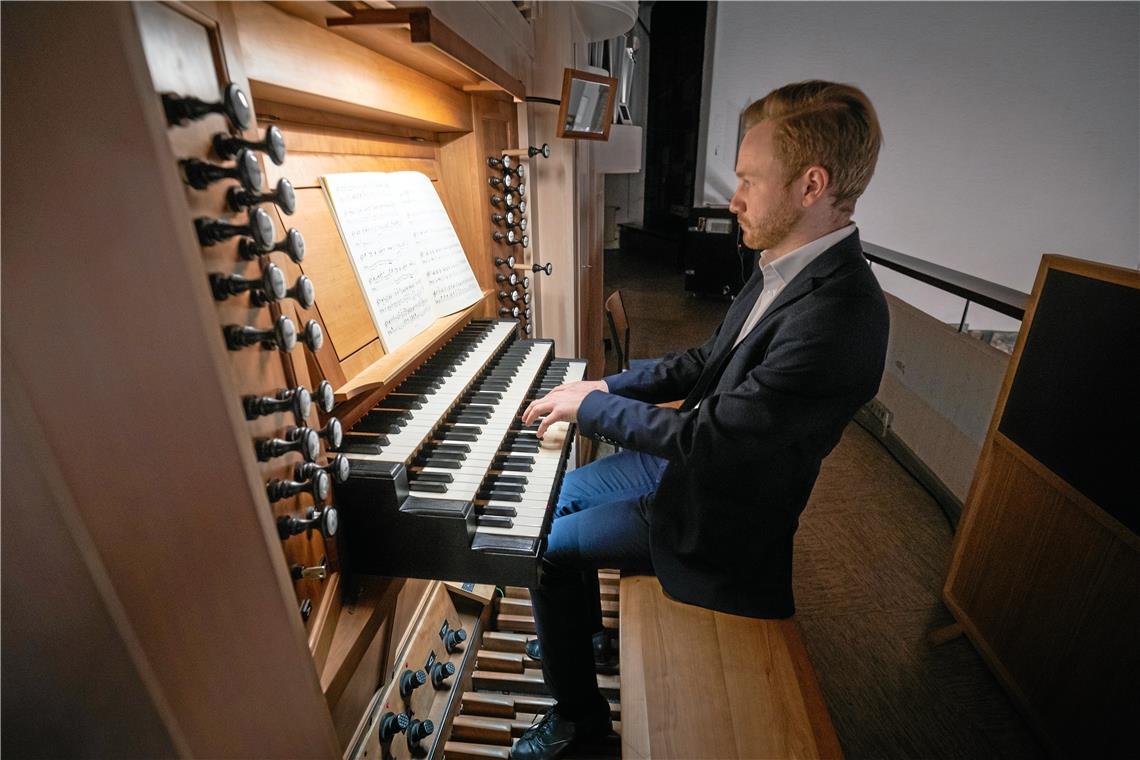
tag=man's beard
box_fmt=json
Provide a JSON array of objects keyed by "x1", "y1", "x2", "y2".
[{"x1": 740, "y1": 194, "x2": 802, "y2": 251}]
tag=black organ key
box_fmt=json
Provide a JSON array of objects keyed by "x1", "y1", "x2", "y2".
[
  {"x1": 477, "y1": 515, "x2": 513, "y2": 529},
  {"x1": 409, "y1": 471, "x2": 453, "y2": 483},
  {"x1": 478, "y1": 504, "x2": 516, "y2": 518},
  {"x1": 409, "y1": 481, "x2": 449, "y2": 494}
]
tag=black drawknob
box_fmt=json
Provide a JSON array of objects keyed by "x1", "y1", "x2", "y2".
[
  {"x1": 294, "y1": 454, "x2": 350, "y2": 485},
  {"x1": 379, "y1": 712, "x2": 409, "y2": 743},
  {"x1": 511, "y1": 199, "x2": 528, "y2": 214},
  {"x1": 399, "y1": 668, "x2": 427, "y2": 699},
  {"x1": 486, "y1": 155, "x2": 512, "y2": 170},
  {"x1": 182, "y1": 149, "x2": 262, "y2": 192},
  {"x1": 504, "y1": 164, "x2": 525, "y2": 179},
  {"x1": 300, "y1": 319, "x2": 324, "y2": 352},
  {"x1": 276, "y1": 506, "x2": 338, "y2": 540},
  {"x1": 522, "y1": 322, "x2": 534, "y2": 336},
  {"x1": 214, "y1": 125, "x2": 286, "y2": 166},
  {"x1": 506, "y1": 217, "x2": 527, "y2": 231},
  {"x1": 317, "y1": 417, "x2": 343, "y2": 450},
  {"x1": 162, "y1": 83, "x2": 252, "y2": 130},
  {"x1": 523, "y1": 307, "x2": 532, "y2": 320},
  {"x1": 228, "y1": 177, "x2": 297, "y2": 216},
  {"x1": 528, "y1": 143, "x2": 550, "y2": 158},
  {"x1": 430, "y1": 661, "x2": 455, "y2": 689},
  {"x1": 243, "y1": 385, "x2": 311, "y2": 423},
  {"x1": 487, "y1": 175, "x2": 511, "y2": 189},
  {"x1": 242, "y1": 227, "x2": 305, "y2": 264},
  {"x1": 507, "y1": 234, "x2": 529, "y2": 248},
  {"x1": 496, "y1": 272, "x2": 519, "y2": 286},
  {"x1": 196, "y1": 207, "x2": 275, "y2": 250},
  {"x1": 490, "y1": 192, "x2": 517, "y2": 208},
  {"x1": 209, "y1": 262, "x2": 285, "y2": 305},
  {"x1": 494, "y1": 255, "x2": 516, "y2": 268},
  {"x1": 515, "y1": 182, "x2": 526, "y2": 197},
  {"x1": 491, "y1": 211, "x2": 515, "y2": 227},
  {"x1": 532, "y1": 262, "x2": 553, "y2": 276},
  {"x1": 224, "y1": 314, "x2": 296, "y2": 352},
  {"x1": 491, "y1": 230, "x2": 510, "y2": 244},
  {"x1": 256, "y1": 426, "x2": 320, "y2": 463},
  {"x1": 300, "y1": 598, "x2": 313, "y2": 622},
  {"x1": 267, "y1": 469, "x2": 331, "y2": 504},
  {"x1": 406, "y1": 718, "x2": 434, "y2": 749},
  {"x1": 499, "y1": 306, "x2": 520, "y2": 318},
  {"x1": 521, "y1": 292, "x2": 532, "y2": 305},
  {"x1": 520, "y1": 276, "x2": 531, "y2": 289},
  {"x1": 444, "y1": 627, "x2": 467, "y2": 653},
  {"x1": 498, "y1": 289, "x2": 519, "y2": 303}
]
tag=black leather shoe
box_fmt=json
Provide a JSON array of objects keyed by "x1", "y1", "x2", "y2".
[
  {"x1": 524, "y1": 631, "x2": 615, "y2": 666},
  {"x1": 511, "y1": 706, "x2": 611, "y2": 760}
]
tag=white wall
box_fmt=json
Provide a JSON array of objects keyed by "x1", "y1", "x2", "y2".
[{"x1": 698, "y1": 1, "x2": 1139, "y2": 329}]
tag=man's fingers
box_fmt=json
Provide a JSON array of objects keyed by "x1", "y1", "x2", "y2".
[
  {"x1": 523, "y1": 398, "x2": 553, "y2": 427},
  {"x1": 535, "y1": 407, "x2": 564, "y2": 439}
]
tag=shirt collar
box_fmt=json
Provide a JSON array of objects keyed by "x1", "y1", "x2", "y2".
[{"x1": 758, "y1": 223, "x2": 857, "y2": 288}]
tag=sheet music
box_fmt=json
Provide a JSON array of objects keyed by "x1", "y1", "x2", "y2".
[
  {"x1": 320, "y1": 172, "x2": 481, "y2": 353},
  {"x1": 395, "y1": 172, "x2": 484, "y2": 316}
]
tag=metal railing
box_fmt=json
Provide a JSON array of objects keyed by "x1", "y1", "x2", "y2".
[{"x1": 862, "y1": 242, "x2": 1029, "y2": 331}]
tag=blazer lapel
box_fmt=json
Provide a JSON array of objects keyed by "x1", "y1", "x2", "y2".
[{"x1": 681, "y1": 231, "x2": 867, "y2": 409}]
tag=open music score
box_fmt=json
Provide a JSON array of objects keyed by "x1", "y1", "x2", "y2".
[{"x1": 320, "y1": 171, "x2": 483, "y2": 352}]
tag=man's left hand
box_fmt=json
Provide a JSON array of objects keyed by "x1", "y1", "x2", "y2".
[{"x1": 522, "y1": 382, "x2": 601, "y2": 438}]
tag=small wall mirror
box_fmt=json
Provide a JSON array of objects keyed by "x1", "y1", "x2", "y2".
[{"x1": 556, "y1": 68, "x2": 618, "y2": 141}]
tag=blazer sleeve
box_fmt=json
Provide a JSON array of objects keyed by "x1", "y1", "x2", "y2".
[
  {"x1": 602, "y1": 321, "x2": 723, "y2": 404},
  {"x1": 579, "y1": 296, "x2": 886, "y2": 471}
]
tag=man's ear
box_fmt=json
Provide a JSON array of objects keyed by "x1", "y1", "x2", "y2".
[{"x1": 800, "y1": 165, "x2": 830, "y2": 208}]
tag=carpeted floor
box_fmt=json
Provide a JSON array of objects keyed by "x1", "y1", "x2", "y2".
[{"x1": 602, "y1": 246, "x2": 1045, "y2": 760}]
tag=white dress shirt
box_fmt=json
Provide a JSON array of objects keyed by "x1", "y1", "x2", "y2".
[{"x1": 732, "y1": 224, "x2": 857, "y2": 347}]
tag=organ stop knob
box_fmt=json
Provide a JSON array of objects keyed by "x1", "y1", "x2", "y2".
[
  {"x1": 228, "y1": 177, "x2": 296, "y2": 216},
  {"x1": 379, "y1": 712, "x2": 409, "y2": 743},
  {"x1": 399, "y1": 668, "x2": 427, "y2": 699},
  {"x1": 532, "y1": 262, "x2": 554, "y2": 276},
  {"x1": 162, "y1": 83, "x2": 252, "y2": 130},
  {"x1": 430, "y1": 661, "x2": 455, "y2": 689},
  {"x1": 529, "y1": 143, "x2": 551, "y2": 158},
  {"x1": 294, "y1": 454, "x2": 350, "y2": 484},
  {"x1": 182, "y1": 149, "x2": 262, "y2": 192},
  {"x1": 266, "y1": 469, "x2": 331, "y2": 504},
  {"x1": 495, "y1": 255, "x2": 516, "y2": 268},
  {"x1": 277, "y1": 506, "x2": 338, "y2": 539},
  {"x1": 224, "y1": 314, "x2": 296, "y2": 353},
  {"x1": 213, "y1": 124, "x2": 286, "y2": 166},
  {"x1": 406, "y1": 718, "x2": 434, "y2": 750},
  {"x1": 196, "y1": 207, "x2": 275, "y2": 250},
  {"x1": 256, "y1": 426, "x2": 320, "y2": 463},
  {"x1": 243, "y1": 385, "x2": 311, "y2": 423},
  {"x1": 445, "y1": 627, "x2": 467, "y2": 653}
]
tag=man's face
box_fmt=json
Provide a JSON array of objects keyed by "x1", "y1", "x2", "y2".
[{"x1": 729, "y1": 121, "x2": 802, "y2": 251}]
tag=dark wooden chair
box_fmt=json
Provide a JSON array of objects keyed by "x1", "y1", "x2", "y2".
[{"x1": 604, "y1": 290, "x2": 633, "y2": 372}]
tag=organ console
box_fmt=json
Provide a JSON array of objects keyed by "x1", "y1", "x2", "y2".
[{"x1": 5, "y1": 3, "x2": 598, "y2": 758}]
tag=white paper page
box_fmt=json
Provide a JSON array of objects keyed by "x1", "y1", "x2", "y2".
[
  {"x1": 320, "y1": 172, "x2": 435, "y2": 353},
  {"x1": 392, "y1": 171, "x2": 484, "y2": 316}
]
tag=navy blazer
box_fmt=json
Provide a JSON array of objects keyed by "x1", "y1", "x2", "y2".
[{"x1": 577, "y1": 230, "x2": 889, "y2": 618}]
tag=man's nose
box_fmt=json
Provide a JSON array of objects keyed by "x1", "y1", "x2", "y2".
[{"x1": 729, "y1": 194, "x2": 742, "y2": 214}]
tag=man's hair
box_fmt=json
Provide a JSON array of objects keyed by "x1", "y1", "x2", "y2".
[{"x1": 743, "y1": 81, "x2": 882, "y2": 214}]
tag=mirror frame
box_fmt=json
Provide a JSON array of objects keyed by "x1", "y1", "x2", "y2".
[{"x1": 556, "y1": 68, "x2": 618, "y2": 141}]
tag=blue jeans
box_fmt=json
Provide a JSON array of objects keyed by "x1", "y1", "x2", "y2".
[{"x1": 530, "y1": 449, "x2": 667, "y2": 718}]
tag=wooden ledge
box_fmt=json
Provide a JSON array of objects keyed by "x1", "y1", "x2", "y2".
[{"x1": 619, "y1": 576, "x2": 842, "y2": 759}]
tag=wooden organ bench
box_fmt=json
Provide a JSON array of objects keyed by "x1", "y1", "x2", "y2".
[{"x1": 619, "y1": 576, "x2": 843, "y2": 759}]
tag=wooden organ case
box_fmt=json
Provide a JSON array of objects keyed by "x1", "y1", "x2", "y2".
[{"x1": 3, "y1": 2, "x2": 572, "y2": 758}]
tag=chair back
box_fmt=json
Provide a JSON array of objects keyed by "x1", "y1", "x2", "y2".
[{"x1": 604, "y1": 290, "x2": 631, "y2": 371}]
